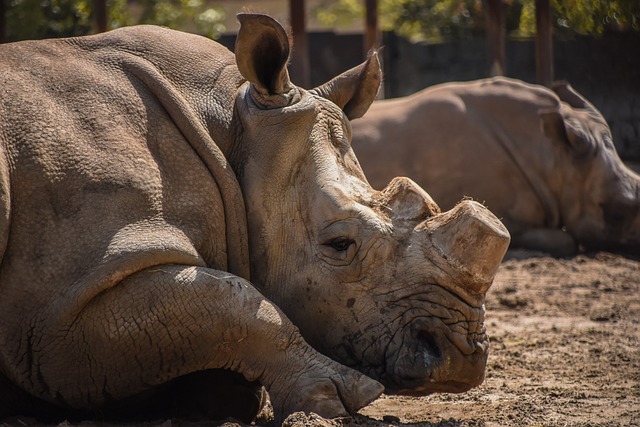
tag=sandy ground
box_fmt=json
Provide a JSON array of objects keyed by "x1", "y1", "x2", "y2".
[{"x1": 2, "y1": 250, "x2": 639, "y2": 427}]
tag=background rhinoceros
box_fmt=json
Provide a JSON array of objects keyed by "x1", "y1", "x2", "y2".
[
  {"x1": 0, "y1": 14, "x2": 510, "y2": 423},
  {"x1": 351, "y1": 77, "x2": 640, "y2": 256}
]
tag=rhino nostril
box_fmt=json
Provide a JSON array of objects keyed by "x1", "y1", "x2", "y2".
[{"x1": 414, "y1": 329, "x2": 442, "y2": 360}]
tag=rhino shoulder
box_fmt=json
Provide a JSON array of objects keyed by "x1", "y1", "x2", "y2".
[{"x1": 0, "y1": 26, "x2": 245, "y2": 328}]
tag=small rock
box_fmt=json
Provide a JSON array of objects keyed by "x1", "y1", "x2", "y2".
[{"x1": 282, "y1": 412, "x2": 341, "y2": 427}]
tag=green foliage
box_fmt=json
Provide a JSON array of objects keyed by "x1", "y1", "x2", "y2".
[
  {"x1": 135, "y1": 0, "x2": 226, "y2": 39},
  {"x1": 517, "y1": 0, "x2": 640, "y2": 37},
  {"x1": 108, "y1": 0, "x2": 131, "y2": 30},
  {"x1": 314, "y1": 0, "x2": 486, "y2": 41},
  {"x1": 380, "y1": 0, "x2": 484, "y2": 41},
  {"x1": 4, "y1": 0, "x2": 226, "y2": 41},
  {"x1": 314, "y1": 0, "x2": 364, "y2": 28},
  {"x1": 314, "y1": 0, "x2": 640, "y2": 41},
  {"x1": 6, "y1": 0, "x2": 94, "y2": 40}
]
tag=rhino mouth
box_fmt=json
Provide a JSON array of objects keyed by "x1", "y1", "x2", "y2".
[{"x1": 378, "y1": 293, "x2": 489, "y2": 395}]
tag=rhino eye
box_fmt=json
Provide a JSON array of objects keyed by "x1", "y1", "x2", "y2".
[
  {"x1": 318, "y1": 221, "x2": 360, "y2": 265},
  {"x1": 327, "y1": 238, "x2": 354, "y2": 252}
]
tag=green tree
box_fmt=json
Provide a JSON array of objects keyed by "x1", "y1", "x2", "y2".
[
  {"x1": 380, "y1": 0, "x2": 485, "y2": 40},
  {"x1": 518, "y1": 0, "x2": 640, "y2": 37},
  {"x1": 6, "y1": 0, "x2": 106, "y2": 40},
  {"x1": 314, "y1": 0, "x2": 489, "y2": 41},
  {"x1": 135, "y1": 0, "x2": 226, "y2": 39},
  {"x1": 314, "y1": 0, "x2": 640, "y2": 41},
  {"x1": 4, "y1": 0, "x2": 225, "y2": 42}
]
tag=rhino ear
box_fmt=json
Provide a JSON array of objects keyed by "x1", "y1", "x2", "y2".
[
  {"x1": 311, "y1": 51, "x2": 382, "y2": 120},
  {"x1": 552, "y1": 81, "x2": 589, "y2": 110},
  {"x1": 235, "y1": 13, "x2": 291, "y2": 96},
  {"x1": 540, "y1": 108, "x2": 596, "y2": 160},
  {"x1": 553, "y1": 80, "x2": 609, "y2": 128}
]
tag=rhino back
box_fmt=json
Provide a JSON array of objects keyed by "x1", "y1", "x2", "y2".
[
  {"x1": 0, "y1": 27, "x2": 241, "y2": 358},
  {"x1": 352, "y1": 78, "x2": 564, "y2": 234}
]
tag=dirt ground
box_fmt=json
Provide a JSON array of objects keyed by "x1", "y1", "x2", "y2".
[{"x1": 2, "y1": 250, "x2": 639, "y2": 427}]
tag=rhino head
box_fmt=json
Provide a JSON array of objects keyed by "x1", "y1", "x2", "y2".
[
  {"x1": 230, "y1": 14, "x2": 510, "y2": 396},
  {"x1": 543, "y1": 82, "x2": 640, "y2": 254}
]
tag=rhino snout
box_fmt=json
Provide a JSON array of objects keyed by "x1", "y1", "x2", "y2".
[
  {"x1": 429, "y1": 200, "x2": 510, "y2": 297},
  {"x1": 368, "y1": 189, "x2": 508, "y2": 396},
  {"x1": 575, "y1": 170, "x2": 640, "y2": 254},
  {"x1": 383, "y1": 314, "x2": 488, "y2": 395},
  {"x1": 600, "y1": 173, "x2": 640, "y2": 253}
]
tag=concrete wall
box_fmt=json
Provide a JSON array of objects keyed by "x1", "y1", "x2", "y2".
[{"x1": 380, "y1": 31, "x2": 640, "y2": 161}]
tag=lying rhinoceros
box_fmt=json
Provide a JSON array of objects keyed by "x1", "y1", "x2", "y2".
[
  {"x1": 0, "y1": 14, "x2": 510, "y2": 423},
  {"x1": 352, "y1": 77, "x2": 640, "y2": 256}
]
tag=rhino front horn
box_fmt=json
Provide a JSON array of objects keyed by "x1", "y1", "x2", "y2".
[{"x1": 430, "y1": 200, "x2": 510, "y2": 296}]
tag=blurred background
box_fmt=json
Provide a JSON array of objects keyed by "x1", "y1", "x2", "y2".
[{"x1": 1, "y1": 0, "x2": 639, "y2": 161}]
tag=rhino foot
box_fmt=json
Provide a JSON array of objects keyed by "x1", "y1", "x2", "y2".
[
  {"x1": 511, "y1": 228, "x2": 578, "y2": 257},
  {"x1": 267, "y1": 350, "x2": 383, "y2": 423}
]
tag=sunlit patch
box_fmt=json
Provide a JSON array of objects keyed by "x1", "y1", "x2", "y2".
[{"x1": 255, "y1": 300, "x2": 282, "y2": 325}]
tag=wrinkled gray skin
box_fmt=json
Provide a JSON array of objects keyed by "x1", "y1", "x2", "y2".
[
  {"x1": 0, "y1": 15, "x2": 509, "y2": 423},
  {"x1": 352, "y1": 77, "x2": 640, "y2": 256}
]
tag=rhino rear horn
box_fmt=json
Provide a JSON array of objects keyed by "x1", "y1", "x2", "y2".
[
  {"x1": 311, "y1": 51, "x2": 382, "y2": 120},
  {"x1": 235, "y1": 13, "x2": 291, "y2": 97}
]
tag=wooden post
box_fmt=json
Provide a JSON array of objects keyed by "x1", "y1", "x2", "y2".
[
  {"x1": 535, "y1": 0, "x2": 553, "y2": 87},
  {"x1": 364, "y1": 0, "x2": 379, "y2": 54},
  {"x1": 485, "y1": 0, "x2": 505, "y2": 76},
  {"x1": 364, "y1": 0, "x2": 385, "y2": 98},
  {"x1": 289, "y1": 0, "x2": 310, "y2": 88},
  {"x1": 93, "y1": 0, "x2": 108, "y2": 33},
  {"x1": 0, "y1": 0, "x2": 6, "y2": 43}
]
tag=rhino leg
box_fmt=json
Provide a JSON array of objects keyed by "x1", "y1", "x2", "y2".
[
  {"x1": 0, "y1": 373, "x2": 62, "y2": 419},
  {"x1": 33, "y1": 265, "x2": 381, "y2": 421},
  {"x1": 511, "y1": 228, "x2": 578, "y2": 257},
  {"x1": 96, "y1": 369, "x2": 265, "y2": 423},
  {"x1": 156, "y1": 370, "x2": 266, "y2": 422},
  {"x1": 2, "y1": 369, "x2": 264, "y2": 423}
]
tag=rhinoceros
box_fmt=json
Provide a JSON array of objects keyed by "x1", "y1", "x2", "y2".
[
  {"x1": 351, "y1": 77, "x2": 640, "y2": 256},
  {"x1": 0, "y1": 14, "x2": 510, "y2": 423}
]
